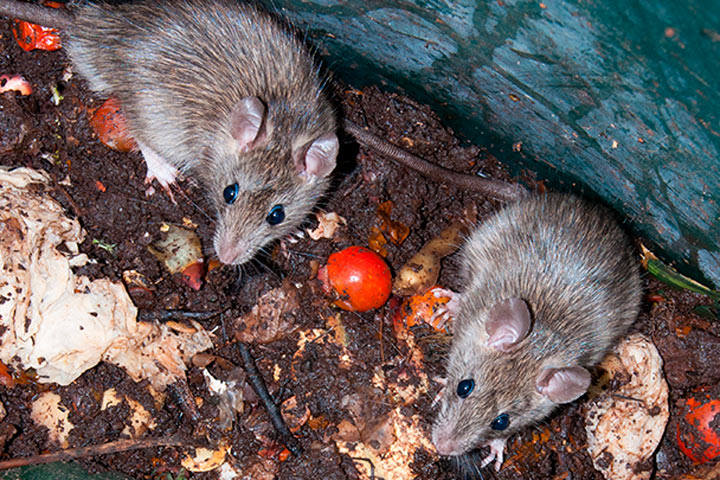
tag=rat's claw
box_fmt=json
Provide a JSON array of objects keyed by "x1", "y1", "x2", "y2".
[
  {"x1": 144, "y1": 175, "x2": 179, "y2": 203},
  {"x1": 138, "y1": 141, "x2": 180, "y2": 202},
  {"x1": 479, "y1": 438, "x2": 507, "y2": 472},
  {"x1": 429, "y1": 308, "x2": 451, "y2": 330},
  {"x1": 286, "y1": 230, "x2": 305, "y2": 244},
  {"x1": 434, "y1": 288, "x2": 461, "y2": 314},
  {"x1": 429, "y1": 288, "x2": 459, "y2": 331}
]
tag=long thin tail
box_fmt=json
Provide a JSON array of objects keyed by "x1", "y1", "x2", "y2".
[
  {"x1": 343, "y1": 119, "x2": 527, "y2": 202},
  {"x1": 0, "y1": 0, "x2": 74, "y2": 29}
]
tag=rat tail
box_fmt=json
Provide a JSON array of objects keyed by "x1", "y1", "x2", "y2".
[{"x1": 0, "y1": 0, "x2": 75, "y2": 29}]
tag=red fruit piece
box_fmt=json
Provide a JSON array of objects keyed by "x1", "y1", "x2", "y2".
[
  {"x1": 677, "y1": 387, "x2": 720, "y2": 464},
  {"x1": 89, "y1": 97, "x2": 138, "y2": 152},
  {"x1": 321, "y1": 246, "x2": 392, "y2": 312},
  {"x1": 0, "y1": 74, "x2": 32, "y2": 95},
  {"x1": 180, "y1": 260, "x2": 205, "y2": 291},
  {"x1": 396, "y1": 286, "x2": 450, "y2": 331},
  {"x1": 11, "y1": 2, "x2": 63, "y2": 51},
  {"x1": 0, "y1": 361, "x2": 14, "y2": 388}
]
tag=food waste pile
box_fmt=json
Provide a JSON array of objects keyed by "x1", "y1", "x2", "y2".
[{"x1": 2, "y1": 13, "x2": 720, "y2": 480}]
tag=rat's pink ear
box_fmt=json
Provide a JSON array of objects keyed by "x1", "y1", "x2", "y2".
[
  {"x1": 296, "y1": 132, "x2": 338, "y2": 178},
  {"x1": 229, "y1": 96, "x2": 266, "y2": 152},
  {"x1": 535, "y1": 366, "x2": 591, "y2": 403},
  {"x1": 485, "y1": 298, "x2": 531, "y2": 352}
]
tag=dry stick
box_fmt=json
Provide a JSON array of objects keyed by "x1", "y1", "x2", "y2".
[
  {"x1": 0, "y1": 435, "x2": 184, "y2": 471},
  {"x1": 138, "y1": 309, "x2": 222, "y2": 322},
  {"x1": 51, "y1": 184, "x2": 83, "y2": 219},
  {"x1": 235, "y1": 341, "x2": 303, "y2": 457},
  {"x1": 343, "y1": 119, "x2": 527, "y2": 203}
]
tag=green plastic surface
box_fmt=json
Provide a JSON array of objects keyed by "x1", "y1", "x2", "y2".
[
  {"x1": 0, "y1": 462, "x2": 132, "y2": 480},
  {"x1": 271, "y1": 0, "x2": 720, "y2": 287}
]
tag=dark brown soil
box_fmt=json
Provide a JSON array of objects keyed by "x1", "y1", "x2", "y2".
[{"x1": 1, "y1": 13, "x2": 719, "y2": 480}]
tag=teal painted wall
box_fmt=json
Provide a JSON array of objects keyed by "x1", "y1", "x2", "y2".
[{"x1": 271, "y1": 0, "x2": 720, "y2": 288}]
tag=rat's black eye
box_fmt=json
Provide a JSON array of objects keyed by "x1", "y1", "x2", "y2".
[
  {"x1": 491, "y1": 413, "x2": 510, "y2": 431},
  {"x1": 266, "y1": 204, "x2": 285, "y2": 226},
  {"x1": 223, "y1": 183, "x2": 239, "y2": 204},
  {"x1": 456, "y1": 379, "x2": 475, "y2": 398}
]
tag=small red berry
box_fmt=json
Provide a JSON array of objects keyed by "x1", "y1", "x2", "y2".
[{"x1": 320, "y1": 246, "x2": 392, "y2": 312}]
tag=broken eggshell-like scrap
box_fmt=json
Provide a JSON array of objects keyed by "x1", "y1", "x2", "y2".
[
  {"x1": 585, "y1": 333, "x2": 669, "y2": 480},
  {"x1": 182, "y1": 441, "x2": 231, "y2": 473},
  {"x1": 0, "y1": 166, "x2": 212, "y2": 388},
  {"x1": 31, "y1": 392, "x2": 73, "y2": 448},
  {"x1": 148, "y1": 224, "x2": 205, "y2": 290},
  {"x1": 306, "y1": 211, "x2": 346, "y2": 240}
]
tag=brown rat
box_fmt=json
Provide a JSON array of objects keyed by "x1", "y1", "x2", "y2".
[
  {"x1": 1, "y1": 1, "x2": 525, "y2": 268},
  {"x1": 432, "y1": 193, "x2": 641, "y2": 471},
  {"x1": 2, "y1": 0, "x2": 340, "y2": 266}
]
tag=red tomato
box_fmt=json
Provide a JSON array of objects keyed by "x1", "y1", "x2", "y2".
[
  {"x1": 677, "y1": 387, "x2": 720, "y2": 463},
  {"x1": 89, "y1": 97, "x2": 138, "y2": 152},
  {"x1": 320, "y1": 246, "x2": 392, "y2": 312}
]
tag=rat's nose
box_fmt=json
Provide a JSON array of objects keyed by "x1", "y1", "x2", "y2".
[
  {"x1": 432, "y1": 429, "x2": 460, "y2": 456},
  {"x1": 216, "y1": 241, "x2": 239, "y2": 264},
  {"x1": 215, "y1": 234, "x2": 247, "y2": 265}
]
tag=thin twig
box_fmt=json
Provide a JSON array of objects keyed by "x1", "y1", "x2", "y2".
[
  {"x1": 138, "y1": 309, "x2": 222, "y2": 322},
  {"x1": 167, "y1": 379, "x2": 201, "y2": 423},
  {"x1": 0, "y1": 436, "x2": 184, "y2": 471},
  {"x1": 235, "y1": 341, "x2": 303, "y2": 456},
  {"x1": 51, "y1": 184, "x2": 83, "y2": 218},
  {"x1": 0, "y1": 0, "x2": 75, "y2": 29},
  {"x1": 343, "y1": 119, "x2": 527, "y2": 202}
]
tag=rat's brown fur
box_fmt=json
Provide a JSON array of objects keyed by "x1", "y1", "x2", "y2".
[
  {"x1": 64, "y1": 0, "x2": 337, "y2": 266},
  {"x1": 433, "y1": 193, "x2": 641, "y2": 456}
]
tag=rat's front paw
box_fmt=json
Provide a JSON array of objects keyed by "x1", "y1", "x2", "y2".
[
  {"x1": 138, "y1": 141, "x2": 180, "y2": 201},
  {"x1": 479, "y1": 438, "x2": 507, "y2": 472},
  {"x1": 430, "y1": 288, "x2": 460, "y2": 331}
]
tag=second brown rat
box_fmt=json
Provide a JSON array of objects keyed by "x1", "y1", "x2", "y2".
[{"x1": 431, "y1": 193, "x2": 641, "y2": 471}]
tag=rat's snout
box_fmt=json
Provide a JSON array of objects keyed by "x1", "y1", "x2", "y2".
[
  {"x1": 431, "y1": 425, "x2": 462, "y2": 456},
  {"x1": 216, "y1": 241, "x2": 239, "y2": 264},
  {"x1": 214, "y1": 232, "x2": 248, "y2": 265}
]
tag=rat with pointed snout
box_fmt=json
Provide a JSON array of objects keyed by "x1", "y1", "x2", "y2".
[
  {"x1": 0, "y1": 0, "x2": 525, "y2": 268},
  {"x1": 1, "y1": 0, "x2": 339, "y2": 266},
  {"x1": 431, "y1": 193, "x2": 641, "y2": 471}
]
